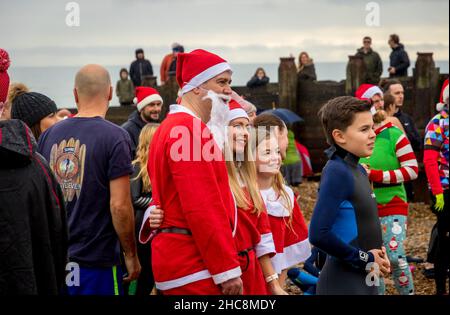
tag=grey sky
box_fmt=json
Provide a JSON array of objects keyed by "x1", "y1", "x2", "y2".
[{"x1": 1, "y1": 0, "x2": 448, "y2": 66}]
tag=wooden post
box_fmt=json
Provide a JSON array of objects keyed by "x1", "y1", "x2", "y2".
[
  {"x1": 413, "y1": 52, "x2": 440, "y2": 127},
  {"x1": 278, "y1": 57, "x2": 298, "y2": 111},
  {"x1": 141, "y1": 75, "x2": 158, "y2": 88},
  {"x1": 345, "y1": 55, "x2": 366, "y2": 95},
  {"x1": 158, "y1": 74, "x2": 179, "y2": 121}
]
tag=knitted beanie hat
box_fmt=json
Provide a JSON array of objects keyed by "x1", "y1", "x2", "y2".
[{"x1": 11, "y1": 92, "x2": 57, "y2": 127}]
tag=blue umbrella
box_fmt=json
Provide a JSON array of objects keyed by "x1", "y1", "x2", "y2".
[{"x1": 264, "y1": 108, "x2": 304, "y2": 125}]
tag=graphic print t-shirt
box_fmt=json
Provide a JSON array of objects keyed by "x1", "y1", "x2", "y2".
[{"x1": 38, "y1": 117, "x2": 133, "y2": 267}]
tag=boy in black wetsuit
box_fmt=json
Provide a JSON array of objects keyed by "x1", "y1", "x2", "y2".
[{"x1": 309, "y1": 96, "x2": 391, "y2": 295}]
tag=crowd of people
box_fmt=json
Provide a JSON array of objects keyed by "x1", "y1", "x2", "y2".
[
  {"x1": 0, "y1": 42, "x2": 448, "y2": 297},
  {"x1": 246, "y1": 33, "x2": 410, "y2": 89}
]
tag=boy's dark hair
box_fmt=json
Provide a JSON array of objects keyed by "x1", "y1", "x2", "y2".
[
  {"x1": 389, "y1": 34, "x2": 400, "y2": 44},
  {"x1": 383, "y1": 92, "x2": 396, "y2": 110},
  {"x1": 381, "y1": 78, "x2": 402, "y2": 93},
  {"x1": 120, "y1": 68, "x2": 128, "y2": 75},
  {"x1": 318, "y1": 96, "x2": 371, "y2": 145},
  {"x1": 363, "y1": 36, "x2": 372, "y2": 42}
]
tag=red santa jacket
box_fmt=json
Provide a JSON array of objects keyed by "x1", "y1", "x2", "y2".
[
  {"x1": 233, "y1": 189, "x2": 276, "y2": 295},
  {"x1": 260, "y1": 185, "x2": 311, "y2": 274},
  {"x1": 141, "y1": 105, "x2": 241, "y2": 291}
]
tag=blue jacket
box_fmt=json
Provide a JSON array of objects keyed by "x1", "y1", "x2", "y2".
[{"x1": 389, "y1": 44, "x2": 410, "y2": 77}]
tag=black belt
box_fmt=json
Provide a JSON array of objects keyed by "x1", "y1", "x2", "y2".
[
  {"x1": 159, "y1": 227, "x2": 192, "y2": 236},
  {"x1": 373, "y1": 182, "x2": 402, "y2": 188},
  {"x1": 238, "y1": 247, "x2": 254, "y2": 272},
  {"x1": 148, "y1": 227, "x2": 192, "y2": 242}
]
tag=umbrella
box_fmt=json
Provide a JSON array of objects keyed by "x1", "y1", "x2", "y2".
[{"x1": 264, "y1": 108, "x2": 304, "y2": 125}]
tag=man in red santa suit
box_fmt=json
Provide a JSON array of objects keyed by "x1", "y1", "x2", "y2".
[{"x1": 139, "y1": 49, "x2": 243, "y2": 295}]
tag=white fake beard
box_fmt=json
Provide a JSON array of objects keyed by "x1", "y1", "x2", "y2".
[{"x1": 204, "y1": 90, "x2": 231, "y2": 151}]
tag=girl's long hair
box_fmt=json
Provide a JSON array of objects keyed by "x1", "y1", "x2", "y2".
[
  {"x1": 298, "y1": 51, "x2": 312, "y2": 72},
  {"x1": 132, "y1": 123, "x2": 160, "y2": 193},
  {"x1": 253, "y1": 67, "x2": 266, "y2": 77},
  {"x1": 224, "y1": 126, "x2": 265, "y2": 215},
  {"x1": 255, "y1": 129, "x2": 293, "y2": 223}
]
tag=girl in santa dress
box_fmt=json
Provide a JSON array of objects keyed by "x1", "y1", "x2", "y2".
[
  {"x1": 254, "y1": 128, "x2": 311, "y2": 288},
  {"x1": 146, "y1": 101, "x2": 287, "y2": 295}
]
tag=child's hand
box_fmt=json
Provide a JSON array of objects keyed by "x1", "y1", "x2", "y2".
[{"x1": 149, "y1": 207, "x2": 164, "y2": 229}]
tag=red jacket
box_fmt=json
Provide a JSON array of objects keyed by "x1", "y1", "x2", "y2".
[
  {"x1": 160, "y1": 53, "x2": 175, "y2": 84},
  {"x1": 141, "y1": 105, "x2": 241, "y2": 292}
]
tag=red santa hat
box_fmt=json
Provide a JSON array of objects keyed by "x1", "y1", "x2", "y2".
[
  {"x1": 436, "y1": 79, "x2": 449, "y2": 111},
  {"x1": 227, "y1": 100, "x2": 248, "y2": 123},
  {"x1": 176, "y1": 49, "x2": 232, "y2": 96},
  {"x1": 133, "y1": 87, "x2": 163, "y2": 112},
  {"x1": 0, "y1": 48, "x2": 11, "y2": 103},
  {"x1": 355, "y1": 84, "x2": 383, "y2": 101}
]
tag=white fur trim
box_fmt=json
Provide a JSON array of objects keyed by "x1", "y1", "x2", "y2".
[
  {"x1": 270, "y1": 251, "x2": 285, "y2": 274},
  {"x1": 282, "y1": 238, "x2": 311, "y2": 269},
  {"x1": 139, "y1": 205, "x2": 156, "y2": 244},
  {"x1": 155, "y1": 269, "x2": 212, "y2": 290},
  {"x1": 180, "y1": 62, "x2": 231, "y2": 95},
  {"x1": 231, "y1": 192, "x2": 238, "y2": 237},
  {"x1": 227, "y1": 108, "x2": 249, "y2": 123},
  {"x1": 270, "y1": 239, "x2": 311, "y2": 274},
  {"x1": 255, "y1": 233, "x2": 276, "y2": 258},
  {"x1": 211, "y1": 266, "x2": 242, "y2": 285},
  {"x1": 168, "y1": 104, "x2": 200, "y2": 119},
  {"x1": 362, "y1": 86, "x2": 383, "y2": 99},
  {"x1": 260, "y1": 186, "x2": 294, "y2": 217},
  {"x1": 137, "y1": 94, "x2": 163, "y2": 112}
]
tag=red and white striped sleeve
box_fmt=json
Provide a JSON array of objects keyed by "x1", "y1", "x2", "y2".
[{"x1": 369, "y1": 134, "x2": 419, "y2": 184}]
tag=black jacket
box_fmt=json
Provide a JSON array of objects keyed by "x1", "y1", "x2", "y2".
[
  {"x1": 0, "y1": 120, "x2": 68, "y2": 295},
  {"x1": 121, "y1": 111, "x2": 147, "y2": 157},
  {"x1": 394, "y1": 110, "x2": 422, "y2": 151},
  {"x1": 130, "y1": 163, "x2": 152, "y2": 213},
  {"x1": 247, "y1": 76, "x2": 269, "y2": 88},
  {"x1": 389, "y1": 44, "x2": 410, "y2": 77},
  {"x1": 298, "y1": 64, "x2": 317, "y2": 81},
  {"x1": 129, "y1": 59, "x2": 154, "y2": 87}
]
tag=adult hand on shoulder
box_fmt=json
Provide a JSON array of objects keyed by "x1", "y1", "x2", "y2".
[
  {"x1": 220, "y1": 277, "x2": 243, "y2": 295},
  {"x1": 149, "y1": 206, "x2": 164, "y2": 229},
  {"x1": 434, "y1": 193, "x2": 445, "y2": 212},
  {"x1": 123, "y1": 253, "x2": 141, "y2": 283}
]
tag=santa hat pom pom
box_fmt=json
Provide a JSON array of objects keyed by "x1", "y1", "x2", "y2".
[
  {"x1": 133, "y1": 97, "x2": 138, "y2": 104},
  {"x1": 436, "y1": 79, "x2": 449, "y2": 111},
  {"x1": 0, "y1": 49, "x2": 11, "y2": 72}
]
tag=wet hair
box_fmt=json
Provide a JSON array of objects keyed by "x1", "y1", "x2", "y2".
[
  {"x1": 390, "y1": 34, "x2": 400, "y2": 44},
  {"x1": 318, "y1": 96, "x2": 371, "y2": 145}
]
